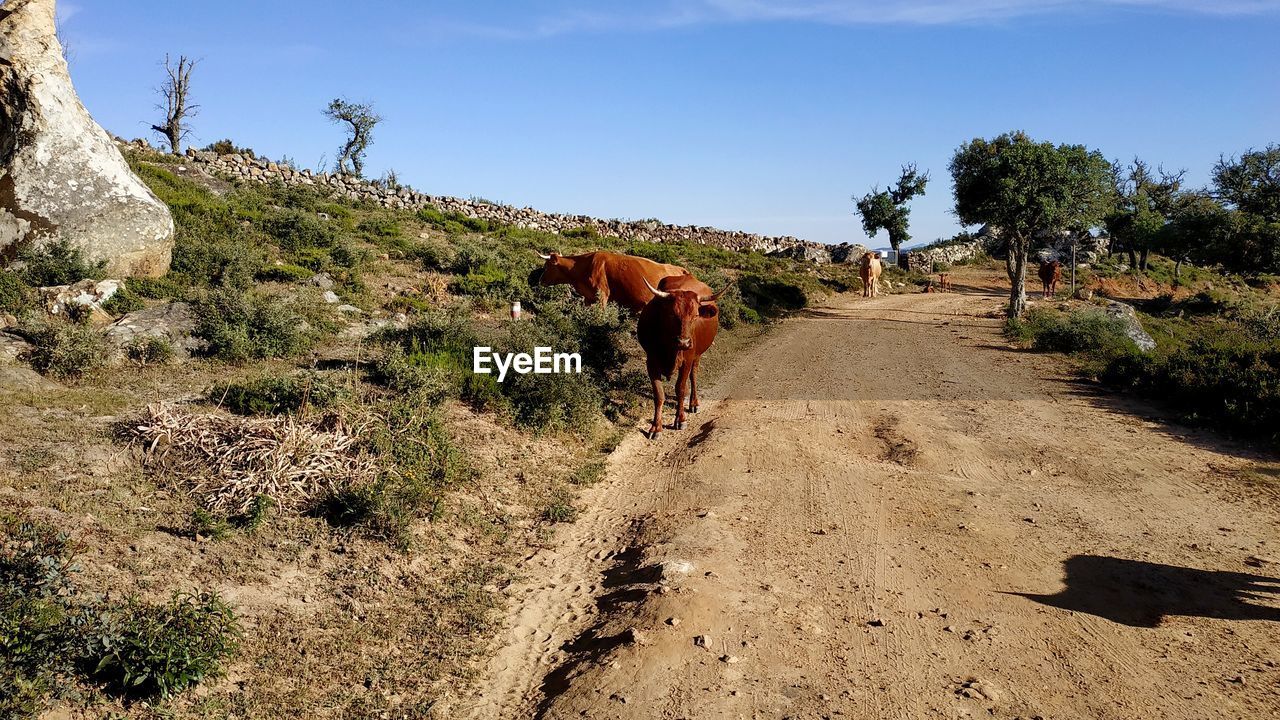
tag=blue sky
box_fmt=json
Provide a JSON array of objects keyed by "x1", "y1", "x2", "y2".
[{"x1": 51, "y1": 0, "x2": 1280, "y2": 247}]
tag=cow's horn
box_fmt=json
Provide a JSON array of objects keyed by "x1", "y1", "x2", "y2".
[
  {"x1": 643, "y1": 277, "x2": 671, "y2": 298},
  {"x1": 700, "y1": 284, "x2": 730, "y2": 304},
  {"x1": 537, "y1": 252, "x2": 553, "y2": 260}
]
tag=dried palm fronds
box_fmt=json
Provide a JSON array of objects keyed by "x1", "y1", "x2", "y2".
[{"x1": 129, "y1": 402, "x2": 377, "y2": 516}]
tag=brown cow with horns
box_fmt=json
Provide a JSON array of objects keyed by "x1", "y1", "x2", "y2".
[
  {"x1": 637, "y1": 274, "x2": 727, "y2": 439},
  {"x1": 536, "y1": 251, "x2": 689, "y2": 313}
]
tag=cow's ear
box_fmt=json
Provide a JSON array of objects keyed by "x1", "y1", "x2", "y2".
[{"x1": 698, "y1": 304, "x2": 718, "y2": 318}]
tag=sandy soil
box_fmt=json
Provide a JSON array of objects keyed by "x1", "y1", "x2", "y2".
[{"x1": 450, "y1": 271, "x2": 1280, "y2": 719}]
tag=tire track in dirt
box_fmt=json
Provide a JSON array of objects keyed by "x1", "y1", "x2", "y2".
[{"x1": 457, "y1": 277, "x2": 1280, "y2": 719}]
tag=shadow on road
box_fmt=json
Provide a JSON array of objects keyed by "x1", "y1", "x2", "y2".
[{"x1": 1011, "y1": 554, "x2": 1280, "y2": 627}]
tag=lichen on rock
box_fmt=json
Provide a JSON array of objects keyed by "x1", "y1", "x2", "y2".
[{"x1": 0, "y1": 0, "x2": 174, "y2": 276}]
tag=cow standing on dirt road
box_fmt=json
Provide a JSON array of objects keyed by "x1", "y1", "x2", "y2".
[
  {"x1": 637, "y1": 275, "x2": 726, "y2": 439},
  {"x1": 860, "y1": 252, "x2": 883, "y2": 297},
  {"x1": 536, "y1": 251, "x2": 690, "y2": 313}
]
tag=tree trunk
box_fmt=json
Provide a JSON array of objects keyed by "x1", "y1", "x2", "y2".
[
  {"x1": 1127, "y1": 247, "x2": 1137, "y2": 269},
  {"x1": 1139, "y1": 248, "x2": 1150, "y2": 271},
  {"x1": 1006, "y1": 235, "x2": 1028, "y2": 318},
  {"x1": 1174, "y1": 258, "x2": 1183, "y2": 282}
]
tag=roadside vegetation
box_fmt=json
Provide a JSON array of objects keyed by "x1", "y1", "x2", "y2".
[
  {"x1": 0, "y1": 144, "x2": 862, "y2": 718},
  {"x1": 1006, "y1": 254, "x2": 1280, "y2": 446}
]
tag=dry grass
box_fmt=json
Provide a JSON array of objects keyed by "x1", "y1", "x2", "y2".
[{"x1": 129, "y1": 402, "x2": 377, "y2": 516}]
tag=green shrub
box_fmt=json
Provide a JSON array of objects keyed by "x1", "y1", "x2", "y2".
[
  {"x1": 371, "y1": 346, "x2": 456, "y2": 404},
  {"x1": 562, "y1": 226, "x2": 601, "y2": 241},
  {"x1": 126, "y1": 275, "x2": 188, "y2": 300},
  {"x1": 188, "y1": 508, "x2": 231, "y2": 541},
  {"x1": 416, "y1": 206, "x2": 491, "y2": 234},
  {"x1": 386, "y1": 294, "x2": 433, "y2": 315},
  {"x1": 329, "y1": 400, "x2": 470, "y2": 548},
  {"x1": 171, "y1": 233, "x2": 267, "y2": 290},
  {"x1": 373, "y1": 300, "x2": 626, "y2": 434},
  {"x1": 19, "y1": 319, "x2": 108, "y2": 379},
  {"x1": 100, "y1": 284, "x2": 145, "y2": 316},
  {"x1": 132, "y1": 165, "x2": 268, "y2": 291},
  {"x1": 0, "y1": 515, "x2": 84, "y2": 718},
  {"x1": 192, "y1": 289, "x2": 314, "y2": 363},
  {"x1": 416, "y1": 206, "x2": 446, "y2": 226},
  {"x1": 542, "y1": 490, "x2": 579, "y2": 523},
  {"x1": 357, "y1": 215, "x2": 402, "y2": 239},
  {"x1": 1102, "y1": 335, "x2": 1280, "y2": 443},
  {"x1": 1024, "y1": 309, "x2": 1135, "y2": 356},
  {"x1": 256, "y1": 263, "x2": 314, "y2": 283},
  {"x1": 628, "y1": 241, "x2": 680, "y2": 265},
  {"x1": 88, "y1": 592, "x2": 239, "y2": 699},
  {"x1": 262, "y1": 210, "x2": 341, "y2": 254},
  {"x1": 0, "y1": 271, "x2": 34, "y2": 314},
  {"x1": 2, "y1": 516, "x2": 239, "y2": 711},
  {"x1": 570, "y1": 460, "x2": 606, "y2": 486},
  {"x1": 16, "y1": 240, "x2": 106, "y2": 287},
  {"x1": 210, "y1": 373, "x2": 344, "y2": 415},
  {"x1": 124, "y1": 337, "x2": 175, "y2": 367},
  {"x1": 737, "y1": 273, "x2": 808, "y2": 315},
  {"x1": 411, "y1": 240, "x2": 455, "y2": 272},
  {"x1": 202, "y1": 139, "x2": 255, "y2": 157}
]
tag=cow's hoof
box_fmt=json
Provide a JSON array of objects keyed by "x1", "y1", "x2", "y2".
[
  {"x1": 688, "y1": 405, "x2": 699, "y2": 414},
  {"x1": 647, "y1": 426, "x2": 661, "y2": 439},
  {"x1": 674, "y1": 420, "x2": 687, "y2": 430}
]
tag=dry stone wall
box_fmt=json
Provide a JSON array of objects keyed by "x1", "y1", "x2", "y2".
[{"x1": 134, "y1": 143, "x2": 858, "y2": 263}]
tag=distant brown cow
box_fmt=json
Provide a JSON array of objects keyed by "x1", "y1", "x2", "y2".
[
  {"x1": 1038, "y1": 260, "x2": 1062, "y2": 298},
  {"x1": 637, "y1": 275, "x2": 726, "y2": 438},
  {"x1": 859, "y1": 252, "x2": 883, "y2": 298},
  {"x1": 938, "y1": 272, "x2": 952, "y2": 292},
  {"x1": 537, "y1": 251, "x2": 689, "y2": 313}
]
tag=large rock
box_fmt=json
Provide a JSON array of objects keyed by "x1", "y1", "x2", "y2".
[
  {"x1": 0, "y1": 330, "x2": 33, "y2": 364},
  {"x1": 0, "y1": 0, "x2": 174, "y2": 276},
  {"x1": 768, "y1": 243, "x2": 831, "y2": 264},
  {"x1": 829, "y1": 242, "x2": 871, "y2": 264},
  {"x1": 1105, "y1": 301, "x2": 1156, "y2": 353},
  {"x1": 105, "y1": 301, "x2": 199, "y2": 361},
  {"x1": 40, "y1": 278, "x2": 119, "y2": 325}
]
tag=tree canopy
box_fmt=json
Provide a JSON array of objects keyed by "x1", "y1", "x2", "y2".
[
  {"x1": 950, "y1": 131, "x2": 1113, "y2": 316},
  {"x1": 854, "y1": 164, "x2": 929, "y2": 252},
  {"x1": 324, "y1": 98, "x2": 381, "y2": 178},
  {"x1": 1104, "y1": 159, "x2": 1184, "y2": 271}
]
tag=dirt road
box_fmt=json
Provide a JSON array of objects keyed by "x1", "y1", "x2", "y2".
[{"x1": 455, "y1": 279, "x2": 1280, "y2": 719}]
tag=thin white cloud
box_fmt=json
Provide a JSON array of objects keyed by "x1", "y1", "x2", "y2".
[
  {"x1": 55, "y1": 2, "x2": 81, "y2": 24},
  {"x1": 701, "y1": 0, "x2": 1280, "y2": 24},
  {"x1": 444, "y1": 0, "x2": 1280, "y2": 38}
]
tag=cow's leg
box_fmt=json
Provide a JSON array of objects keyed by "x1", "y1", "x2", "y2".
[
  {"x1": 688, "y1": 357, "x2": 701, "y2": 414},
  {"x1": 648, "y1": 376, "x2": 664, "y2": 439},
  {"x1": 673, "y1": 362, "x2": 691, "y2": 430}
]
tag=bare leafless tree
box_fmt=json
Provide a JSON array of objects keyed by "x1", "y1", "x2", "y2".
[
  {"x1": 55, "y1": 14, "x2": 73, "y2": 65},
  {"x1": 151, "y1": 54, "x2": 198, "y2": 155}
]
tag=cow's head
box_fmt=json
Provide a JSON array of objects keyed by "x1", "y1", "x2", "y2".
[
  {"x1": 643, "y1": 278, "x2": 727, "y2": 350},
  {"x1": 536, "y1": 251, "x2": 572, "y2": 286}
]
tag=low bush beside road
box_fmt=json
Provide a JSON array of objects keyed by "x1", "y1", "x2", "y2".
[{"x1": 1008, "y1": 294, "x2": 1280, "y2": 446}]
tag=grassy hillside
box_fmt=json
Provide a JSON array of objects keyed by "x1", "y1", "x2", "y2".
[{"x1": 0, "y1": 149, "x2": 862, "y2": 718}]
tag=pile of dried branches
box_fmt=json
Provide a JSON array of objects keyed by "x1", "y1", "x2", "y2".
[{"x1": 129, "y1": 402, "x2": 377, "y2": 515}]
